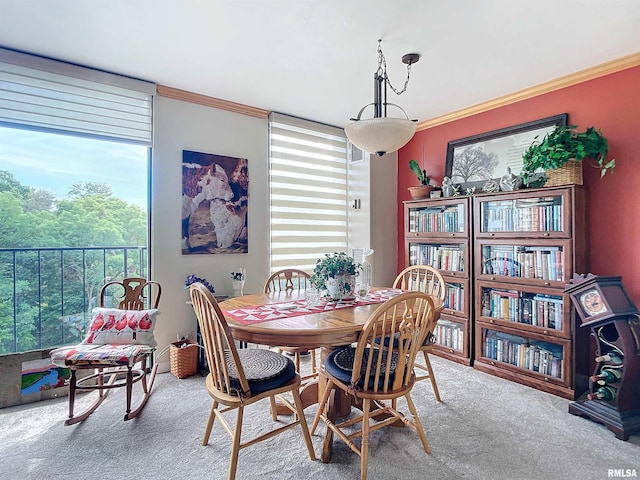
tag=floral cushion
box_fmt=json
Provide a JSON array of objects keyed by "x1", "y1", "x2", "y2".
[
  {"x1": 83, "y1": 307, "x2": 158, "y2": 347},
  {"x1": 50, "y1": 343, "x2": 155, "y2": 367}
]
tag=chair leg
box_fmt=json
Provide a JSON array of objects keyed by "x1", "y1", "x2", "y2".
[
  {"x1": 310, "y1": 349, "x2": 316, "y2": 374},
  {"x1": 423, "y1": 350, "x2": 441, "y2": 402},
  {"x1": 269, "y1": 396, "x2": 278, "y2": 421},
  {"x1": 125, "y1": 366, "x2": 133, "y2": 416},
  {"x1": 65, "y1": 367, "x2": 111, "y2": 426},
  {"x1": 405, "y1": 393, "x2": 430, "y2": 454},
  {"x1": 294, "y1": 352, "x2": 301, "y2": 374},
  {"x1": 228, "y1": 405, "x2": 244, "y2": 480},
  {"x1": 123, "y1": 362, "x2": 159, "y2": 421},
  {"x1": 291, "y1": 386, "x2": 317, "y2": 460},
  {"x1": 202, "y1": 400, "x2": 218, "y2": 446},
  {"x1": 361, "y1": 398, "x2": 371, "y2": 480},
  {"x1": 310, "y1": 378, "x2": 334, "y2": 435}
]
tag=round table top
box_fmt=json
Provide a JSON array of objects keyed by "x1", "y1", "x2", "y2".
[
  {"x1": 219, "y1": 289, "x2": 443, "y2": 349},
  {"x1": 219, "y1": 291, "x2": 378, "y2": 348}
]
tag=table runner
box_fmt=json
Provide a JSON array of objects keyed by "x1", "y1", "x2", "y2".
[{"x1": 223, "y1": 289, "x2": 404, "y2": 325}]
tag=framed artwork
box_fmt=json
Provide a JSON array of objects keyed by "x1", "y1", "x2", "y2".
[
  {"x1": 182, "y1": 150, "x2": 248, "y2": 254},
  {"x1": 444, "y1": 113, "x2": 568, "y2": 191}
]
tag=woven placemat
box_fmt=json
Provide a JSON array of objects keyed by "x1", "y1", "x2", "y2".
[
  {"x1": 225, "y1": 349, "x2": 290, "y2": 381},
  {"x1": 333, "y1": 347, "x2": 398, "y2": 375}
]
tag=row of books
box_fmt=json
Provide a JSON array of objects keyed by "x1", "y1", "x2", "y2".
[
  {"x1": 482, "y1": 331, "x2": 563, "y2": 378},
  {"x1": 482, "y1": 203, "x2": 563, "y2": 233},
  {"x1": 409, "y1": 245, "x2": 465, "y2": 272},
  {"x1": 481, "y1": 289, "x2": 563, "y2": 330},
  {"x1": 409, "y1": 204, "x2": 465, "y2": 233},
  {"x1": 434, "y1": 319, "x2": 464, "y2": 350},
  {"x1": 481, "y1": 245, "x2": 564, "y2": 282},
  {"x1": 444, "y1": 283, "x2": 465, "y2": 311}
]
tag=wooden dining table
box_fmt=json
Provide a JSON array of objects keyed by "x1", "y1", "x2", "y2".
[{"x1": 218, "y1": 288, "x2": 443, "y2": 463}]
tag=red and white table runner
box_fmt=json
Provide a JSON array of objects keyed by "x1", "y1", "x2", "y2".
[{"x1": 223, "y1": 289, "x2": 404, "y2": 325}]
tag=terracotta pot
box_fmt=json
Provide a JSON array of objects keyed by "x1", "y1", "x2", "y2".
[{"x1": 408, "y1": 185, "x2": 432, "y2": 200}]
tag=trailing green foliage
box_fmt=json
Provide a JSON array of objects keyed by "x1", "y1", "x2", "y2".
[
  {"x1": 522, "y1": 125, "x2": 615, "y2": 181},
  {"x1": 313, "y1": 252, "x2": 360, "y2": 290}
]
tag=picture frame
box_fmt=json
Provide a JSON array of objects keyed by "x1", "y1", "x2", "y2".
[{"x1": 444, "y1": 113, "x2": 568, "y2": 191}]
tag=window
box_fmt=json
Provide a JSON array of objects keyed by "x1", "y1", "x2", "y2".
[
  {"x1": 0, "y1": 48, "x2": 154, "y2": 354},
  {"x1": 269, "y1": 113, "x2": 348, "y2": 273}
]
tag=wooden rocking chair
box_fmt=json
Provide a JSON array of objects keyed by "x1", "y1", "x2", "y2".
[{"x1": 50, "y1": 277, "x2": 161, "y2": 425}]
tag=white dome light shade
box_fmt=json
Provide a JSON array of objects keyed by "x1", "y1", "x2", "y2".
[{"x1": 345, "y1": 117, "x2": 417, "y2": 156}]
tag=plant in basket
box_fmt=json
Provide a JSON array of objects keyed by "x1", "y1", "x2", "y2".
[{"x1": 521, "y1": 125, "x2": 615, "y2": 187}]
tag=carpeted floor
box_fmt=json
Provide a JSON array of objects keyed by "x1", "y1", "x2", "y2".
[{"x1": 0, "y1": 355, "x2": 638, "y2": 480}]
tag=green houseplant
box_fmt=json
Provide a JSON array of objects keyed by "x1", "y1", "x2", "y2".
[
  {"x1": 408, "y1": 159, "x2": 432, "y2": 199},
  {"x1": 521, "y1": 125, "x2": 615, "y2": 186},
  {"x1": 313, "y1": 252, "x2": 360, "y2": 300}
]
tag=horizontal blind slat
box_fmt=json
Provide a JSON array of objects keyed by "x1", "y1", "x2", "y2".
[
  {"x1": 0, "y1": 51, "x2": 154, "y2": 145},
  {"x1": 269, "y1": 113, "x2": 349, "y2": 272}
]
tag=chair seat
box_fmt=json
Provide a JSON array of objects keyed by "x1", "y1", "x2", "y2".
[
  {"x1": 227, "y1": 349, "x2": 295, "y2": 395},
  {"x1": 50, "y1": 344, "x2": 154, "y2": 368},
  {"x1": 325, "y1": 346, "x2": 398, "y2": 388}
]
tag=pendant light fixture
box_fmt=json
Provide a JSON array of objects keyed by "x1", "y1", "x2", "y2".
[{"x1": 345, "y1": 40, "x2": 420, "y2": 157}]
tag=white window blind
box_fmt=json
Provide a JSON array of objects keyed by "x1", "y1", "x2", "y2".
[
  {"x1": 269, "y1": 112, "x2": 349, "y2": 273},
  {"x1": 0, "y1": 48, "x2": 155, "y2": 146}
]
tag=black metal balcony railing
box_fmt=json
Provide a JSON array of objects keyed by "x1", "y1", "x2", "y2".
[{"x1": 0, "y1": 246, "x2": 147, "y2": 355}]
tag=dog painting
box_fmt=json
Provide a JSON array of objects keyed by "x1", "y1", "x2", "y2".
[{"x1": 182, "y1": 150, "x2": 248, "y2": 254}]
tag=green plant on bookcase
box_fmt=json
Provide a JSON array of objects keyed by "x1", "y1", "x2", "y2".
[{"x1": 521, "y1": 125, "x2": 615, "y2": 186}]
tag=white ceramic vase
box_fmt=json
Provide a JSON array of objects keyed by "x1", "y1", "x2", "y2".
[
  {"x1": 325, "y1": 274, "x2": 356, "y2": 301},
  {"x1": 232, "y1": 279, "x2": 245, "y2": 297}
]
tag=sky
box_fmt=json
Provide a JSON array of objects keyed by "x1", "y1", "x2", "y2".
[{"x1": 0, "y1": 126, "x2": 149, "y2": 209}]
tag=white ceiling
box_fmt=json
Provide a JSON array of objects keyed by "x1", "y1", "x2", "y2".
[{"x1": 1, "y1": 1, "x2": 639, "y2": 128}]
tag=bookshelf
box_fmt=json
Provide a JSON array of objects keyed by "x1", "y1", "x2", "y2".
[
  {"x1": 404, "y1": 196, "x2": 472, "y2": 365},
  {"x1": 472, "y1": 186, "x2": 589, "y2": 399}
]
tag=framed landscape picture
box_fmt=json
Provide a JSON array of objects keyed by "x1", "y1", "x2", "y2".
[{"x1": 444, "y1": 113, "x2": 568, "y2": 191}]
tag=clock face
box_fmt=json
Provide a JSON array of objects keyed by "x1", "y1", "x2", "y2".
[{"x1": 579, "y1": 290, "x2": 608, "y2": 316}]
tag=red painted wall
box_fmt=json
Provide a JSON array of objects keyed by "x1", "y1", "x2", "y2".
[{"x1": 398, "y1": 65, "x2": 640, "y2": 304}]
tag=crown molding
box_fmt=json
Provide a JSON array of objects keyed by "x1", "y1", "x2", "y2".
[
  {"x1": 417, "y1": 52, "x2": 640, "y2": 131},
  {"x1": 156, "y1": 85, "x2": 269, "y2": 119}
]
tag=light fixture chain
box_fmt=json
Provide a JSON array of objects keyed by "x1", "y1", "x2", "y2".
[{"x1": 376, "y1": 39, "x2": 412, "y2": 96}]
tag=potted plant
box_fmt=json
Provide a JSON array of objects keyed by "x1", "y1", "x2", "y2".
[
  {"x1": 521, "y1": 125, "x2": 615, "y2": 187},
  {"x1": 313, "y1": 252, "x2": 360, "y2": 300},
  {"x1": 408, "y1": 159, "x2": 432, "y2": 199}
]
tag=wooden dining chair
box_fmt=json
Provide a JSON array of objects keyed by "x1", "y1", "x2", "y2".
[
  {"x1": 393, "y1": 265, "x2": 446, "y2": 401},
  {"x1": 49, "y1": 277, "x2": 161, "y2": 425},
  {"x1": 311, "y1": 292, "x2": 437, "y2": 480},
  {"x1": 264, "y1": 268, "x2": 317, "y2": 379},
  {"x1": 189, "y1": 282, "x2": 316, "y2": 480}
]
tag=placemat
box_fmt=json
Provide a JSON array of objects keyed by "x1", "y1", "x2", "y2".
[{"x1": 223, "y1": 289, "x2": 404, "y2": 325}]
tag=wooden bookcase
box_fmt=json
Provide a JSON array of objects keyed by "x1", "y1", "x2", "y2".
[
  {"x1": 472, "y1": 186, "x2": 590, "y2": 399},
  {"x1": 404, "y1": 196, "x2": 472, "y2": 365}
]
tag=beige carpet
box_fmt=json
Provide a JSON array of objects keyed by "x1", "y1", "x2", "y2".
[{"x1": 0, "y1": 355, "x2": 638, "y2": 480}]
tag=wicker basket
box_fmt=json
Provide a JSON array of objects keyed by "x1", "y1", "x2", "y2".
[
  {"x1": 170, "y1": 340, "x2": 198, "y2": 379},
  {"x1": 545, "y1": 159, "x2": 583, "y2": 187}
]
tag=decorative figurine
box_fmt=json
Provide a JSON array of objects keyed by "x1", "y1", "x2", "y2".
[
  {"x1": 482, "y1": 179, "x2": 500, "y2": 193},
  {"x1": 442, "y1": 176, "x2": 455, "y2": 197},
  {"x1": 499, "y1": 167, "x2": 523, "y2": 191}
]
